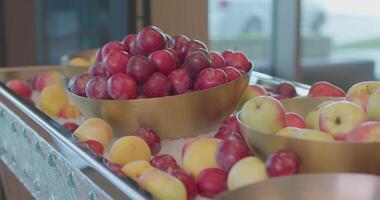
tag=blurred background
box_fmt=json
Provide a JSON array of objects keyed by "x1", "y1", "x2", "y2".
[{"x1": 0, "y1": 0, "x2": 379, "y2": 89}]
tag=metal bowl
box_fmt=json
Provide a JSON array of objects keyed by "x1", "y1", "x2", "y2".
[
  {"x1": 217, "y1": 173, "x2": 380, "y2": 200},
  {"x1": 60, "y1": 49, "x2": 97, "y2": 77},
  {"x1": 69, "y1": 71, "x2": 250, "y2": 139},
  {"x1": 238, "y1": 97, "x2": 380, "y2": 174}
]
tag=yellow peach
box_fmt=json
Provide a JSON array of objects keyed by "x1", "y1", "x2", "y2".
[
  {"x1": 35, "y1": 70, "x2": 65, "y2": 92},
  {"x1": 69, "y1": 57, "x2": 91, "y2": 67},
  {"x1": 108, "y1": 136, "x2": 151, "y2": 166},
  {"x1": 39, "y1": 84, "x2": 69, "y2": 117},
  {"x1": 74, "y1": 118, "x2": 113, "y2": 149},
  {"x1": 58, "y1": 105, "x2": 81, "y2": 119},
  {"x1": 121, "y1": 160, "x2": 153, "y2": 181},
  {"x1": 227, "y1": 157, "x2": 267, "y2": 190}
]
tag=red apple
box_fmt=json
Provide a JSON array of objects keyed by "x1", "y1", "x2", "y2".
[
  {"x1": 275, "y1": 82, "x2": 297, "y2": 98},
  {"x1": 62, "y1": 122, "x2": 79, "y2": 133},
  {"x1": 216, "y1": 138, "x2": 250, "y2": 172},
  {"x1": 197, "y1": 168, "x2": 227, "y2": 198},
  {"x1": 101, "y1": 41, "x2": 125, "y2": 58},
  {"x1": 214, "y1": 128, "x2": 243, "y2": 141},
  {"x1": 143, "y1": 72, "x2": 171, "y2": 98},
  {"x1": 88, "y1": 63, "x2": 105, "y2": 77},
  {"x1": 210, "y1": 51, "x2": 226, "y2": 68},
  {"x1": 184, "y1": 49, "x2": 212, "y2": 78},
  {"x1": 285, "y1": 112, "x2": 307, "y2": 128},
  {"x1": 180, "y1": 39, "x2": 208, "y2": 60},
  {"x1": 265, "y1": 150, "x2": 300, "y2": 177},
  {"x1": 148, "y1": 49, "x2": 177, "y2": 75},
  {"x1": 307, "y1": 81, "x2": 345, "y2": 97},
  {"x1": 170, "y1": 169, "x2": 198, "y2": 200},
  {"x1": 168, "y1": 68, "x2": 192, "y2": 95},
  {"x1": 122, "y1": 34, "x2": 137, "y2": 53},
  {"x1": 136, "y1": 26, "x2": 166, "y2": 55},
  {"x1": 126, "y1": 55, "x2": 155, "y2": 83},
  {"x1": 196, "y1": 68, "x2": 227, "y2": 90},
  {"x1": 150, "y1": 154, "x2": 180, "y2": 172},
  {"x1": 223, "y1": 66, "x2": 242, "y2": 81},
  {"x1": 6, "y1": 79, "x2": 32, "y2": 99},
  {"x1": 173, "y1": 35, "x2": 190, "y2": 57},
  {"x1": 107, "y1": 73, "x2": 137, "y2": 100},
  {"x1": 68, "y1": 73, "x2": 91, "y2": 97},
  {"x1": 224, "y1": 51, "x2": 251, "y2": 72},
  {"x1": 85, "y1": 76, "x2": 110, "y2": 99},
  {"x1": 103, "y1": 51, "x2": 129, "y2": 76},
  {"x1": 133, "y1": 128, "x2": 161, "y2": 155},
  {"x1": 95, "y1": 48, "x2": 103, "y2": 63}
]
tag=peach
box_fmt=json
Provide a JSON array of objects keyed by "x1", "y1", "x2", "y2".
[
  {"x1": 307, "y1": 81, "x2": 345, "y2": 97},
  {"x1": 108, "y1": 136, "x2": 151, "y2": 166},
  {"x1": 74, "y1": 118, "x2": 113, "y2": 149},
  {"x1": 6, "y1": 79, "x2": 32, "y2": 99},
  {"x1": 69, "y1": 57, "x2": 91, "y2": 67},
  {"x1": 319, "y1": 101, "x2": 366, "y2": 140},
  {"x1": 346, "y1": 81, "x2": 380, "y2": 111},
  {"x1": 182, "y1": 138, "x2": 220, "y2": 178},
  {"x1": 367, "y1": 89, "x2": 380, "y2": 121},
  {"x1": 138, "y1": 168, "x2": 187, "y2": 200},
  {"x1": 238, "y1": 84, "x2": 268, "y2": 109},
  {"x1": 39, "y1": 84, "x2": 69, "y2": 117},
  {"x1": 227, "y1": 157, "x2": 267, "y2": 190},
  {"x1": 241, "y1": 96, "x2": 286, "y2": 133},
  {"x1": 346, "y1": 121, "x2": 380, "y2": 142},
  {"x1": 34, "y1": 70, "x2": 65, "y2": 92},
  {"x1": 285, "y1": 112, "x2": 307, "y2": 128},
  {"x1": 58, "y1": 105, "x2": 81, "y2": 119},
  {"x1": 305, "y1": 101, "x2": 333, "y2": 130},
  {"x1": 121, "y1": 160, "x2": 153, "y2": 181}
]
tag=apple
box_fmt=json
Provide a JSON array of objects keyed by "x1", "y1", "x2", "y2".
[
  {"x1": 223, "y1": 66, "x2": 242, "y2": 82},
  {"x1": 74, "y1": 118, "x2": 113, "y2": 149},
  {"x1": 107, "y1": 73, "x2": 137, "y2": 100},
  {"x1": 214, "y1": 128, "x2": 243, "y2": 141},
  {"x1": 220, "y1": 115, "x2": 240, "y2": 133},
  {"x1": 168, "y1": 68, "x2": 192, "y2": 95},
  {"x1": 346, "y1": 81, "x2": 380, "y2": 111},
  {"x1": 126, "y1": 55, "x2": 155, "y2": 83},
  {"x1": 346, "y1": 121, "x2": 380, "y2": 142},
  {"x1": 182, "y1": 138, "x2": 220, "y2": 178},
  {"x1": 238, "y1": 84, "x2": 268, "y2": 109},
  {"x1": 227, "y1": 157, "x2": 267, "y2": 190},
  {"x1": 216, "y1": 138, "x2": 250, "y2": 172},
  {"x1": 180, "y1": 39, "x2": 208, "y2": 60},
  {"x1": 170, "y1": 169, "x2": 198, "y2": 200},
  {"x1": 240, "y1": 96, "x2": 286, "y2": 133},
  {"x1": 143, "y1": 72, "x2": 171, "y2": 97},
  {"x1": 88, "y1": 63, "x2": 105, "y2": 76},
  {"x1": 133, "y1": 128, "x2": 161, "y2": 155},
  {"x1": 108, "y1": 136, "x2": 151, "y2": 166},
  {"x1": 275, "y1": 82, "x2": 297, "y2": 98},
  {"x1": 305, "y1": 101, "x2": 333, "y2": 130},
  {"x1": 148, "y1": 49, "x2": 177, "y2": 75},
  {"x1": 367, "y1": 89, "x2": 380, "y2": 121},
  {"x1": 265, "y1": 150, "x2": 300, "y2": 177},
  {"x1": 150, "y1": 154, "x2": 180, "y2": 172},
  {"x1": 138, "y1": 168, "x2": 187, "y2": 200},
  {"x1": 122, "y1": 34, "x2": 137, "y2": 53},
  {"x1": 101, "y1": 41, "x2": 125, "y2": 58},
  {"x1": 184, "y1": 49, "x2": 212, "y2": 78},
  {"x1": 210, "y1": 51, "x2": 225, "y2": 68},
  {"x1": 6, "y1": 79, "x2": 32, "y2": 99},
  {"x1": 85, "y1": 76, "x2": 110, "y2": 99},
  {"x1": 135, "y1": 26, "x2": 166, "y2": 55},
  {"x1": 197, "y1": 168, "x2": 227, "y2": 198},
  {"x1": 224, "y1": 51, "x2": 251, "y2": 72},
  {"x1": 62, "y1": 122, "x2": 79, "y2": 133},
  {"x1": 319, "y1": 101, "x2": 366, "y2": 140},
  {"x1": 103, "y1": 50, "x2": 129, "y2": 76},
  {"x1": 173, "y1": 35, "x2": 190, "y2": 57},
  {"x1": 121, "y1": 160, "x2": 153, "y2": 181},
  {"x1": 196, "y1": 68, "x2": 227, "y2": 90},
  {"x1": 285, "y1": 112, "x2": 307, "y2": 128},
  {"x1": 68, "y1": 73, "x2": 91, "y2": 97},
  {"x1": 307, "y1": 81, "x2": 345, "y2": 97}
]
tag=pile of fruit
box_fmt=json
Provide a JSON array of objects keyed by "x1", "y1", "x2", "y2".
[
  {"x1": 72, "y1": 115, "x2": 300, "y2": 200},
  {"x1": 241, "y1": 81, "x2": 380, "y2": 142},
  {"x1": 68, "y1": 26, "x2": 252, "y2": 100}
]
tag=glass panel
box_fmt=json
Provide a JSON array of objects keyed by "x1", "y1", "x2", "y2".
[
  {"x1": 208, "y1": 0, "x2": 273, "y2": 74},
  {"x1": 301, "y1": 0, "x2": 380, "y2": 89}
]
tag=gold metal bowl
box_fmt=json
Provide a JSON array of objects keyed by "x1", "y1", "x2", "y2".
[
  {"x1": 60, "y1": 49, "x2": 97, "y2": 77},
  {"x1": 238, "y1": 97, "x2": 380, "y2": 174},
  {"x1": 69, "y1": 72, "x2": 250, "y2": 139},
  {"x1": 217, "y1": 173, "x2": 380, "y2": 200}
]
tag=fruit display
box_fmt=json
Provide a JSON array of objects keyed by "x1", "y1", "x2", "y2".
[{"x1": 68, "y1": 26, "x2": 252, "y2": 100}]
